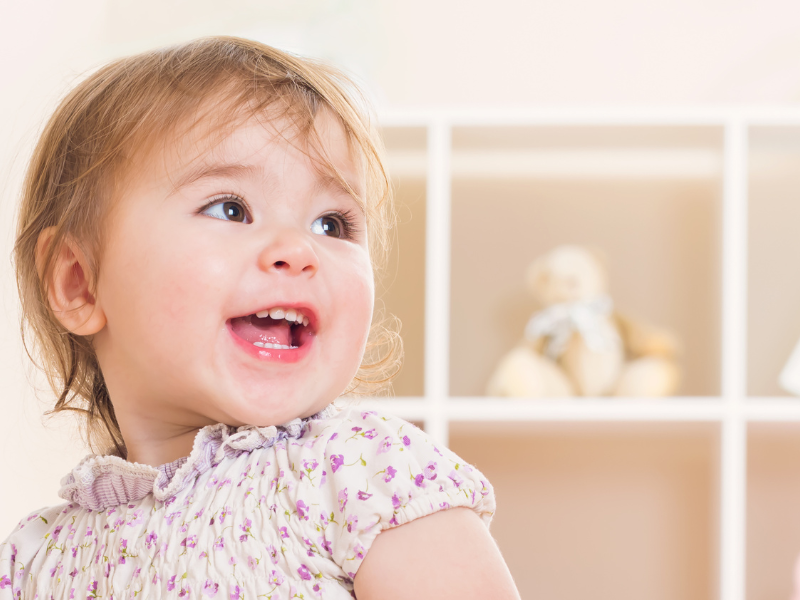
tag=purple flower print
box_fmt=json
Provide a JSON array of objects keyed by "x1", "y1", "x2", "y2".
[
  {"x1": 202, "y1": 579, "x2": 219, "y2": 597},
  {"x1": 330, "y1": 432, "x2": 338, "y2": 441},
  {"x1": 84, "y1": 527, "x2": 93, "y2": 538},
  {"x1": 165, "y1": 511, "x2": 182, "y2": 525},
  {"x1": 296, "y1": 500, "x2": 309, "y2": 520},
  {"x1": 402, "y1": 435, "x2": 411, "y2": 446},
  {"x1": 229, "y1": 584, "x2": 242, "y2": 600},
  {"x1": 319, "y1": 536, "x2": 332, "y2": 554},
  {"x1": 247, "y1": 556, "x2": 257, "y2": 570},
  {"x1": 303, "y1": 458, "x2": 319, "y2": 472},
  {"x1": 357, "y1": 490, "x2": 373, "y2": 501},
  {"x1": 87, "y1": 580, "x2": 98, "y2": 596},
  {"x1": 279, "y1": 526, "x2": 290, "y2": 539},
  {"x1": 181, "y1": 535, "x2": 198, "y2": 548},
  {"x1": 377, "y1": 436, "x2": 393, "y2": 454},
  {"x1": 0, "y1": 575, "x2": 11, "y2": 589},
  {"x1": 239, "y1": 534, "x2": 248, "y2": 542},
  {"x1": 167, "y1": 576, "x2": 177, "y2": 592},
  {"x1": 391, "y1": 493, "x2": 402, "y2": 510},
  {"x1": 383, "y1": 465, "x2": 397, "y2": 482},
  {"x1": 363, "y1": 429, "x2": 377, "y2": 439},
  {"x1": 297, "y1": 565, "x2": 312, "y2": 581},
  {"x1": 145, "y1": 531, "x2": 157, "y2": 549},
  {"x1": 268, "y1": 570, "x2": 284, "y2": 586},
  {"x1": 52, "y1": 525, "x2": 63, "y2": 541},
  {"x1": 330, "y1": 454, "x2": 344, "y2": 473},
  {"x1": 69, "y1": 588, "x2": 75, "y2": 599},
  {"x1": 70, "y1": 568, "x2": 78, "y2": 578},
  {"x1": 214, "y1": 537, "x2": 225, "y2": 551},
  {"x1": 128, "y1": 510, "x2": 144, "y2": 526},
  {"x1": 448, "y1": 469, "x2": 464, "y2": 488},
  {"x1": 414, "y1": 473, "x2": 426, "y2": 488},
  {"x1": 338, "y1": 488, "x2": 348, "y2": 513},
  {"x1": 424, "y1": 461, "x2": 438, "y2": 481},
  {"x1": 346, "y1": 515, "x2": 358, "y2": 533},
  {"x1": 354, "y1": 543, "x2": 366, "y2": 560},
  {"x1": 219, "y1": 506, "x2": 231, "y2": 524},
  {"x1": 200, "y1": 551, "x2": 208, "y2": 559},
  {"x1": 361, "y1": 410, "x2": 376, "y2": 419},
  {"x1": 71, "y1": 546, "x2": 78, "y2": 558},
  {"x1": 351, "y1": 427, "x2": 362, "y2": 433},
  {"x1": 267, "y1": 544, "x2": 280, "y2": 565}
]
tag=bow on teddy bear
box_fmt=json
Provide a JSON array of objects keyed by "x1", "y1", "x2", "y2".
[{"x1": 486, "y1": 245, "x2": 681, "y2": 398}]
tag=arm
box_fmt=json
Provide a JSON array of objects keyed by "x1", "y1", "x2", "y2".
[{"x1": 353, "y1": 508, "x2": 521, "y2": 600}]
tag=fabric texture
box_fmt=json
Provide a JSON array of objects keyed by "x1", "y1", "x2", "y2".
[{"x1": 0, "y1": 406, "x2": 494, "y2": 599}]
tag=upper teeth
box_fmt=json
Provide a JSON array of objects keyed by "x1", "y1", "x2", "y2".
[{"x1": 255, "y1": 307, "x2": 309, "y2": 327}]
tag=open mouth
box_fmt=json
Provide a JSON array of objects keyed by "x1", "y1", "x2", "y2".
[{"x1": 229, "y1": 306, "x2": 315, "y2": 350}]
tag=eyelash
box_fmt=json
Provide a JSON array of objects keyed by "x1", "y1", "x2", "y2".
[
  {"x1": 322, "y1": 209, "x2": 361, "y2": 241},
  {"x1": 197, "y1": 194, "x2": 252, "y2": 221},
  {"x1": 198, "y1": 195, "x2": 361, "y2": 240}
]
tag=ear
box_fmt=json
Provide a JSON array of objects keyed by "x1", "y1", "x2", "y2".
[{"x1": 36, "y1": 227, "x2": 107, "y2": 336}]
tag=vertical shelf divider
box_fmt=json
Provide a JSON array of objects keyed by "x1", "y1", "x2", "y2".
[
  {"x1": 720, "y1": 118, "x2": 749, "y2": 600},
  {"x1": 423, "y1": 120, "x2": 452, "y2": 445}
]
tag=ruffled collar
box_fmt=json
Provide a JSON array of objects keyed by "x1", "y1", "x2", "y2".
[{"x1": 59, "y1": 405, "x2": 336, "y2": 511}]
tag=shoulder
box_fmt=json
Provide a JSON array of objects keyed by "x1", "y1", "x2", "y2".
[
  {"x1": 0, "y1": 503, "x2": 73, "y2": 595},
  {"x1": 299, "y1": 405, "x2": 495, "y2": 579}
]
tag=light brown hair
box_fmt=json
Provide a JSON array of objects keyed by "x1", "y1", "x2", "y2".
[{"x1": 14, "y1": 36, "x2": 401, "y2": 456}]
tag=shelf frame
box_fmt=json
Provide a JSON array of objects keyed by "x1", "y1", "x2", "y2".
[{"x1": 373, "y1": 108, "x2": 800, "y2": 600}]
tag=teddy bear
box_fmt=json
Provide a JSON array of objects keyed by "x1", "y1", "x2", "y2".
[{"x1": 486, "y1": 245, "x2": 681, "y2": 398}]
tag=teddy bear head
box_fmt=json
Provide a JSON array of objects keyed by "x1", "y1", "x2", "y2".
[{"x1": 526, "y1": 245, "x2": 608, "y2": 307}]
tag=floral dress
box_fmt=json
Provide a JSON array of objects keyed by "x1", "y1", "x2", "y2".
[{"x1": 0, "y1": 405, "x2": 494, "y2": 599}]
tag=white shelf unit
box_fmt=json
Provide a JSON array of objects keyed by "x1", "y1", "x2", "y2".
[{"x1": 353, "y1": 109, "x2": 800, "y2": 600}]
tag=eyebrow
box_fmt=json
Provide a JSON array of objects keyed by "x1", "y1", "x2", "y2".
[
  {"x1": 315, "y1": 171, "x2": 366, "y2": 214},
  {"x1": 171, "y1": 163, "x2": 260, "y2": 191}
]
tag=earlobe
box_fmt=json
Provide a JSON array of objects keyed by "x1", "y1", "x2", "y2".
[{"x1": 36, "y1": 227, "x2": 107, "y2": 336}]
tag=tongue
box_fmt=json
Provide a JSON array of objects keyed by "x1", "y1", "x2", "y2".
[{"x1": 230, "y1": 315, "x2": 292, "y2": 346}]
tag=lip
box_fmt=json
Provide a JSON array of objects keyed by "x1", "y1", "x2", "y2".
[{"x1": 226, "y1": 303, "x2": 318, "y2": 364}]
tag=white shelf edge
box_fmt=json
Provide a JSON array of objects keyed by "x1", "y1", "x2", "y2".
[{"x1": 379, "y1": 107, "x2": 800, "y2": 127}]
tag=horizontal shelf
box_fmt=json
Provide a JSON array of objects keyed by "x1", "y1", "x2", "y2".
[
  {"x1": 386, "y1": 148, "x2": 721, "y2": 179},
  {"x1": 378, "y1": 107, "x2": 800, "y2": 127},
  {"x1": 351, "y1": 396, "x2": 800, "y2": 423}
]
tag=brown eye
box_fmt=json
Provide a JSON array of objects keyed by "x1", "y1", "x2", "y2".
[
  {"x1": 201, "y1": 199, "x2": 250, "y2": 223},
  {"x1": 311, "y1": 216, "x2": 342, "y2": 238},
  {"x1": 223, "y1": 202, "x2": 245, "y2": 222}
]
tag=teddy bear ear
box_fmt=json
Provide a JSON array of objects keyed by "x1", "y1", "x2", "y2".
[
  {"x1": 525, "y1": 254, "x2": 548, "y2": 297},
  {"x1": 584, "y1": 245, "x2": 609, "y2": 272}
]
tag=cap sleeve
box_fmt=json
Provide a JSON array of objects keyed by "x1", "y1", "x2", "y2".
[
  {"x1": 0, "y1": 504, "x2": 65, "y2": 599},
  {"x1": 314, "y1": 408, "x2": 495, "y2": 579}
]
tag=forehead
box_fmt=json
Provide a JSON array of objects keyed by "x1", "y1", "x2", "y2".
[{"x1": 123, "y1": 102, "x2": 366, "y2": 200}]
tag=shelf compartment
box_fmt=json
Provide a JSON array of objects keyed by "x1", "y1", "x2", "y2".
[
  {"x1": 746, "y1": 423, "x2": 800, "y2": 600},
  {"x1": 449, "y1": 125, "x2": 724, "y2": 398},
  {"x1": 449, "y1": 421, "x2": 719, "y2": 600},
  {"x1": 379, "y1": 126, "x2": 427, "y2": 397},
  {"x1": 747, "y1": 126, "x2": 800, "y2": 398}
]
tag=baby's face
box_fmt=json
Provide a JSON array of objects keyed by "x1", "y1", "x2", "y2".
[{"x1": 92, "y1": 109, "x2": 374, "y2": 430}]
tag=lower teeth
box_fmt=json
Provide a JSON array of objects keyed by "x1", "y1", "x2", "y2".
[{"x1": 253, "y1": 342, "x2": 298, "y2": 350}]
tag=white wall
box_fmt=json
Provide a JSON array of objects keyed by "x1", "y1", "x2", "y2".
[{"x1": 2, "y1": 0, "x2": 800, "y2": 535}]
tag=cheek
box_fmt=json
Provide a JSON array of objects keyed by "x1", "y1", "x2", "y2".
[{"x1": 102, "y1": 219, "x2": 234, "y2": 341}]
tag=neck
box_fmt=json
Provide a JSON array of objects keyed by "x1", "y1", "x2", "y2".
[{"x1": 115, "y1": 410, "x2": 211, "y2": 467}]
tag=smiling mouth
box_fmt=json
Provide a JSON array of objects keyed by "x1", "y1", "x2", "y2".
[{"x1": 229, "y1": 307, "x2": 315, "y2": 350}]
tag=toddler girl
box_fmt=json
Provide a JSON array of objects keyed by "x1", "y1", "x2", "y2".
[{"x1": 0, "y1": 37, "x2": 519, "y2": 599}]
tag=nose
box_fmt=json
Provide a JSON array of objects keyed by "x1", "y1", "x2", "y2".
[{"x1": 257, "y1": 229, "x2": 319, "y2": 276}]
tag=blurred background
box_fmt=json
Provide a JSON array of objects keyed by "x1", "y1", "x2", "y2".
[{"x1": 4, "y1": 1, "x2": 800, "y2": 599}]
